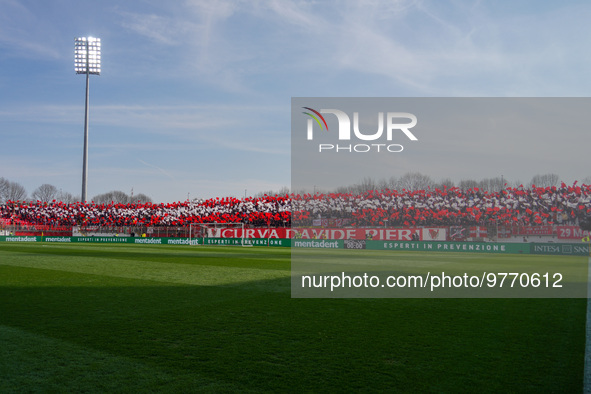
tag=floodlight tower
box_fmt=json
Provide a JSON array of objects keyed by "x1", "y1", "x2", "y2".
[{"x1": 75, "y1": 36, "x2": 101, "y2": 202}]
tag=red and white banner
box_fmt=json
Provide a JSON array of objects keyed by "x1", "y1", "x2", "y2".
[
  {"x1": 294, "y1": 228, "x2": 422, "y2": 240},
  {"x1": 449, "y1": 227, "x2": 468, "y2": 240},
  {"x1": 218, "y1": 228, "x2": 290, "y2": 239},
  {"x1": 557, "y1": 226, "x2": 590, "y2": 240},
  {"x1": 422, "y1": 227, "x2": 447, "y2": 240},
  {"x1": 470, "y1": 226, "x2": 487, "y2": 238},
  {"x1": 497, "y1": 226, "x2": 512, "y2": 238},
  {"x1": 512, "y1": 226, "x2": 553, "y2": 236},
  {"x1": 217, "y1": 227, "x2": 445, "y2": 241}
]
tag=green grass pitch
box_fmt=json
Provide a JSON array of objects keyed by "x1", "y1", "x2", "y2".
[{"x1": 0, "y1": 243, "x2": 586, "y2": 392}]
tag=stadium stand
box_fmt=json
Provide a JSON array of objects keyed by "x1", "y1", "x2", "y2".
[
  {"x1": 293, "y1": 182, "x2": 591, "y2": 227},
  {"x1": 1, "y1": 183, "x2": 589, "y2": 232},
  {"x1": 0, "y1": 195, "x2": 291, "y2": 227}
]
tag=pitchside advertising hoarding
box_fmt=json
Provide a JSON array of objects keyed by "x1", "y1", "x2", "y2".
[
  {"x1": 291, "y1": 97, "x2": 590, "y2": 298},
  {"x1": 1, "y1": 236, "x2": 587, "y2": 257}
]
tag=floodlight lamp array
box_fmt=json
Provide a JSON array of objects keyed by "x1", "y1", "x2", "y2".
[{"x1": 75, "y1": 37, "x2": 101, "y2": 75}]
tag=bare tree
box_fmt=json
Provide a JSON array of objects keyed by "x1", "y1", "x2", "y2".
[
  {"x1": 325, "y1": 174, "x2": 580, "y2": 195},
  {"x1": 491, "y1": 177, "x2": 505, "y2": 191},
  {"x1": 56, "y1": 190, "x2": 77, "y2": 204},
  {"x1": 0, "y1": 177, "x2": 8, "y2": 203},
  {"x1": 387, "y1": 176, "x2": 398, "y2": 190},
  {"x1": 478, "y1": 177, "x2": 504, "y2": 192},
  {"x1": 358, "y1": 177, "x2": 377, "y2": 193},
  {"x1": 92, "y1": 190, "x2": 130, "y2": 204},
  {"x1": 398, "y1": 172, "x2": 434, "y2": 191},
  {"x1": 432, "y1": 178, "x2": 455, "y2": 190},
  {"x1": 113, "y1": 191, "x2": 130, "y2": 203},
  {"x1": 334, "y1": 185, "x2": 354, "y2": 194},
  {"x1": 377, "y1": 177, "x2": 391, "y2": 192},
  {"x1": 133, "y1": 193, "x2": 152, "y2": 203},
  {"x1": 459, "y1": 179, "x2": 479, "y2": 190},
  {"x1": 254, "y1": 186, "x2": 290, "y2": 198},
  {"x1": 32, "y1": 184, "x2": 58, "y2": 202},
  {"x1": 5, "y1": 181, "x2": 27, "y2": 201},
  {"x1": 529, "y1": 173, "x2": 559, "y2": 188},
  {"x1": 92, "y1": 190, "x2": 153, "y2": 204}
]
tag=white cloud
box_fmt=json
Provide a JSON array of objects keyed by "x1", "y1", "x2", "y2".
[
  {"x1": 137, "y1": 159, "x2": 175, "y2": 179},
  {"x1": 0, "y1": 0, "x2": 61, "y2": 59},
  {"x1": 117, "y1": 12, "x2": 197, "y2": 46}
]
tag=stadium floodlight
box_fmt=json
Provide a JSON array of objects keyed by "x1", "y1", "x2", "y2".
[{"x1": 75, "y1": 36, "x2": 101, "y2": 202}]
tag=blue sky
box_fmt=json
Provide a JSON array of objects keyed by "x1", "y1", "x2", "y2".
[{"x1": 1, "y1": 0, "x2": 590, "y2": 202}]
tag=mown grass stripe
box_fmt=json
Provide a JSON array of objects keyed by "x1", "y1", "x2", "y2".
[
  {"x1": 0, "y1": 243, "x2": 586, "y2": 392},
  {"x1": 0, "y1": 245, "x2": 289, "y2": 291},
  {"x1": 0, "y1": 324, "x2": 242, "y2": 393}
]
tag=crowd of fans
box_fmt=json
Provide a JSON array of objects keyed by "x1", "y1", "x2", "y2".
[
  {"x1": 293, "y1": 182, "x2": 591, "y2": 227},
  {"x1": 0, "y1": 196, "x2": 291, "y2": 228},
  {"x1": 1, "y1": 183, "x2": 590, "y2": 229}
]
